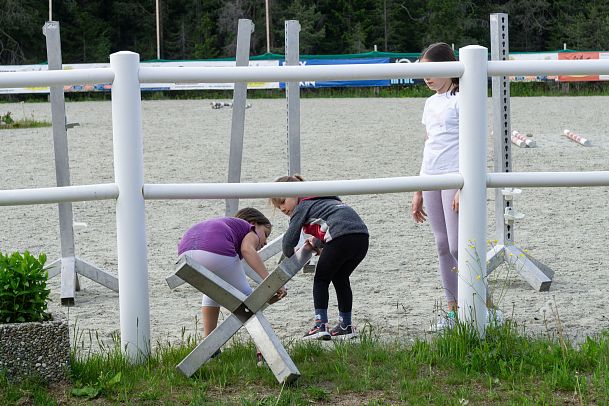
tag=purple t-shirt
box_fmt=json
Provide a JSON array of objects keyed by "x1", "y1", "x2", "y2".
[{"x1": 177, "y1": 217, "x2": 254, "y2": 258}]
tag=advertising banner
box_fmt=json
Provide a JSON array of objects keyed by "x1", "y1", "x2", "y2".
[
  {"x1": 0, "y1": 60, "x2": 280, "y2": 94},
  {"x1": 278, "y1": 58, "x2": 390, "y2": 88}
]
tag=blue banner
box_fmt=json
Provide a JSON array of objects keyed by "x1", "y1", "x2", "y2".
[{"x1": 279, "y1": 58, "x2": 391, "y2": 88}]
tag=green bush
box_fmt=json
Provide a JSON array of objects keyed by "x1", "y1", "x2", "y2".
[{"x1": 0, "y1": 251, "x2": 50, "y2": 323}]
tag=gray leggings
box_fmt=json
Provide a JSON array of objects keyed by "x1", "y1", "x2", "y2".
[{"x1": 423, "y1": 189, "x2": 459, "y2": 303}]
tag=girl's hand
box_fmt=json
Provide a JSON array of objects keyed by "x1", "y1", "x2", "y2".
[
  {"x1": 304, "y1": 237, "x2": 321, "y2": 256},
  {"x1": 411, "y1": 192, "x2": 427, "y2": 223},
  {"x1": 268, "y1": 287, "x2": 287, "y2": 304},
  {"x1": 452, "y1": 190, "x2": 460, "y2": 212}
]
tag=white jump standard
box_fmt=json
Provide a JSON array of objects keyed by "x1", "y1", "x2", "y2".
[
  {"x1": 487, "y1": 13, "x2": 554, "y2": 292},
  {"x1": 172, "y1": 246, "x2": 313, "y2": 384},
  {"x1": 42, "y1": 21, "x2": 118, "y2": 305}
]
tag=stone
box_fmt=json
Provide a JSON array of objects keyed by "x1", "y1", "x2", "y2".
[{"x1": 0, "y1": 312, "x2": 70, "y2": 383}]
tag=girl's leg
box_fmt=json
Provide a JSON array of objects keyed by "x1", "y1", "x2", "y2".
[
  {"x1": 441, "y1": 189, "x2": 459, "y2": 310},
  {"x1": 315, "y1": 234, "x2": 368, "y2": 324},
  {"x1": 423, "y1": 190, "x2": 459, "y2": 309},
  {"x1": 184, "y1": 250, "x2": 253, "y2": 334},
  {"x1": 202, "y1": 306, "x2": 220, "y2": 337},
  {"x1": 329, "y1": 234, "x2": 369, "y2": 315}
]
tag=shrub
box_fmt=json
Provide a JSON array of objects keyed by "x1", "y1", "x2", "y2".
[{"x1": 0, "y1": 251, "x2": 50, "y2": 323}]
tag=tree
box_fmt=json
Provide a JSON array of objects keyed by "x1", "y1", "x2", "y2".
[{"x1": 0, "y1": 0, "x2": 46, "y2": 64}]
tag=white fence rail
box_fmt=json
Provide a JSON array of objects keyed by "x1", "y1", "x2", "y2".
[{"x1": 1, "y1": 48, "x2": 609, "y2": 361}]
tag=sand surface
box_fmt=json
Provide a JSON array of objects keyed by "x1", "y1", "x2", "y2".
[{"x1": 1, "y1": 97, "x2": 608, "y2": 350}]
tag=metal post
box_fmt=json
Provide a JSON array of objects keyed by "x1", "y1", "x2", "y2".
[
  {"x1": 156, "y1": 0, "x2": 161, "y2": 60},
  {"x1": 110, "y1": 51, "x2": 151, "y2": 361},
  {"x1": 265, "y1": 0, "x2": 271, "y2": 53},
  {"x1": 486, "y1": 13, "x2": 553, "y2": 292},
  {"x1": 490, "y1": 13, "x2": 513, "y2": 246},
  {"x1": 457, "y1": 45, "x2": 488, "y2": 335},
  {"x1": 43, "y1": 21, "x2": 79, "y2": 305},
  {"x1": 285, "y1": 20, "x2": 301, "y2": 176},
  {"x1": 225, "y1": 19, "x2": 254, "y2": 217}
]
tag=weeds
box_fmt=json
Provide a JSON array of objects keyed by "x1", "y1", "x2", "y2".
[{"x1": 2, "y1": 312, "x2": 608, "y2": 404}]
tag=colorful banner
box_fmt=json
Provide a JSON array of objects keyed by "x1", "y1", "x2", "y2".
[
  {"x1": 278, "y1": 58, "x2": 391, "y2": 88},
  {"x1": 508, "y1": 53, "x2": 558, "y2": 82},
  {"x1": 390, "y1": 57, "x2": 419, "y2": 85},
  {"x1": 558, "y1": 52, "x2": 599, "y2": 82},
  {"x1": 0, "y1": 60, "x2": 280, "y2": 94}
]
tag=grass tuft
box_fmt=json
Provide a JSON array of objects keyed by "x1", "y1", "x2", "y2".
[{"x1": 1, "y1": 321, "x2": 609, "y2": 404}]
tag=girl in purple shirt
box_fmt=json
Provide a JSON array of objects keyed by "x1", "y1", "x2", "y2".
[{"x1": 178, "y1": 207, "x2": 286, "y2": 338}]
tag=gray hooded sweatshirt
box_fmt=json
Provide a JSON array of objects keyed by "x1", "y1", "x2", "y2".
[{"x1": 282, "y1": 196, "x2": 368, "y2": 257}]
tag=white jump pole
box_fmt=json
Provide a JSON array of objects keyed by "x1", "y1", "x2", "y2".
[
  {"x1": 563, "y1": 129, "x2": 591, "y2": 146},
  {"x1": 458, "y1": 45, "x2": 488, "y2": 334},
  {"x1": 110, "y1": 51, "x2": 151, "y2": 361},
  {"x1": 512, "y1": 130, "x2": 536, "y2": 147}
]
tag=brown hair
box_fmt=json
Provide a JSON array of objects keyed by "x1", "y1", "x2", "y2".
[
  {"x1": 269, "y1": 175, "x2": 305, "y2": 208},
  {"x1": 234, "y1": 207, "x2": 272, "y2": 229},
  {"x1": 420, "y1": 42, "x2": 459, "y2": 95}
]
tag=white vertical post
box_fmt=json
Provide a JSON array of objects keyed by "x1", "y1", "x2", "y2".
[
  {"x1": 225, "y1": 19, "x2": 254, "y2": 217},
  {"x1": 285, "y1": 20, "x2": 301, "y2": 176},
  {"x1": 110, "y1": 51, "x2": 151, "y2": 361},
  {"x1": 44, "y1": 21, "x2": 79, "y2": 304},
  {"x1": 457, "y1": 45, "x2": 488, "y2": 335}
]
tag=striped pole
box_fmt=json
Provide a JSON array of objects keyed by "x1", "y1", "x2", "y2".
[
  {"x1": 564, "y1": 129, "x2": 591, "y2": 146},
  {"x1": 512, "y1": 130, "x2": 536, "y2": 147}
]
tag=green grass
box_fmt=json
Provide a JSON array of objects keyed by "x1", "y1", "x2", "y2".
[
  {"x1": 0, "y1": 118, "x2": 51, "y2": 129},
  {"x1": 2, "y1": 320, "x2": 608, "y2": 405}
]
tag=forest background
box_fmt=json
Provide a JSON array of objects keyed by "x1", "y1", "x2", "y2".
[{"x1": 2, "y1": 0, "x2": 609, "y2": 66}]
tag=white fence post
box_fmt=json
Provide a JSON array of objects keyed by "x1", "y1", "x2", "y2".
[
  {"x1": 457, "y1": 45, "x2": 488, "y2": 335},
  {"x1": 110, "y1": 51, "x2": 151, "y2": 361}
]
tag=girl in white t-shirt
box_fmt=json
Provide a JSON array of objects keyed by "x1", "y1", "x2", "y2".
[{"x1": 411, "y1": 42, "x2": 460, "y2": 330}]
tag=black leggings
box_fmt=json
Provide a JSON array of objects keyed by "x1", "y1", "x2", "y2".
[{"x1": 313, "y1": 233, "x2": 369, "y2": 313}]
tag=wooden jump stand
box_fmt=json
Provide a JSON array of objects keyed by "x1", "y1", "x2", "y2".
[
  {"x1": 486, "y1": 14, "x2": 554, "y2": 291},
  {"x1": 41, "y1": 21, "x2": 118, "y2": 305},
  {"x1": 173, "y1": 247, "x2": 313, "y2": 384}
]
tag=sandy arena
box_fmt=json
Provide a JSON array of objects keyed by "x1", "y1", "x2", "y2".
[{"x1": 1, "y1": 97, "x2": 608, "y2": 350}]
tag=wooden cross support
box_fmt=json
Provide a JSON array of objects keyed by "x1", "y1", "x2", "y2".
[{"x1": 172, "y1": 247, "x2": 312, "y2": 384}]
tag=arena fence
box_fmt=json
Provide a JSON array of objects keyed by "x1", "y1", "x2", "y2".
[{"x1": 1, "y1": 46, "x2": 609, "y2": 361}]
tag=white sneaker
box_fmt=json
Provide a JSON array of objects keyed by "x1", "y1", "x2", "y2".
[{"x1": 486, "y1": 308, "x2": 504, "y2": 326}]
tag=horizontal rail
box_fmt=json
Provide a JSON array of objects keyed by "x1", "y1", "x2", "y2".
[
  {"x1": 0, "y1": 184, "x2": 119, "y2": 206},
  {"x1": 139, "y1": 61, "x2": 464, "y2": 83},
  {"x1": 2, "y1": 172, "x2": 608, "y2": 207},
  {"x1": 3, "y1": 59, "x2": 609, "y2": 89},
  {"x1": 0, "y1": 68, "x2": 114, "y2": 88},
  {"x1": 143, "y1": 175, "x2": 464, "y2": 199},
  {"x1": 487, "y1": 171, "x2": 609, "y2": 187},
  {"x1": 488, "y1": 59, "x2": 609, "y2": 77}
]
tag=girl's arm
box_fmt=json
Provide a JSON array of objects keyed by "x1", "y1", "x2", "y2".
[
  {"x1": 452, "y1": 190, "x2": 460, "y2": 212},
  {"x1": 241, "y1": 232, "x2": 270, "y2": 280},
  {"x1": 411, "y1": 191, "x2": 427, "y2": 223},
  {"x1": 241, "y1": 232, "x2": 287, "y2": 301},
  {"x1": 281, "y1": 207, "x2": 307, "y2": 257}
]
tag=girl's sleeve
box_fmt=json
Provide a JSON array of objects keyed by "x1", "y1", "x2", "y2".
[{"x1": 281, "y1": 208, "x2": 306, "y2": 257}]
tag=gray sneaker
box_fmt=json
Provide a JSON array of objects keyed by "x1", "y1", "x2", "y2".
[
  {"x1": 302, "y1": 323, "x2": 331, "y2": 340},
  {"x1": 430, "y1": 311, "x2": 457, "y2": 333}
]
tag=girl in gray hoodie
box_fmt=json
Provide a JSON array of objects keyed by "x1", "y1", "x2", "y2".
[{"x1": 271, "y1": 175, "x2": 369, "y2": 340}]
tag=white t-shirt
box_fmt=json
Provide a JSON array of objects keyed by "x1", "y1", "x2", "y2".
[{"x1": 420, "y1": 91, "x2": 459, "y2": 175}]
